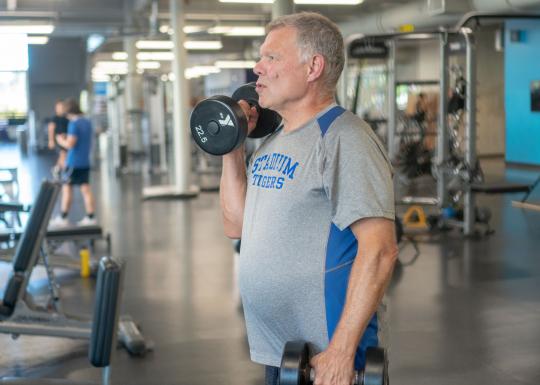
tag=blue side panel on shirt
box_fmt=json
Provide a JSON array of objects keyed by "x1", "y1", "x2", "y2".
[
  {"x1": 324, "y1": 224, "x2": 379, "y2": 369},
  {"x1": 318, "y1": 104, "x2": 379, "y2": 369},
  {"x1": 317, "y1": 106, "x2": 345, "y2": 137}
]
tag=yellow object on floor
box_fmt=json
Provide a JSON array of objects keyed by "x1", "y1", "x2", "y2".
[
  {"x1": 80, "y1": 248, "x2": 91, "y2": 278},
  {"x1": 403, "y1": 205, "x2": 428, "y2": 229}
]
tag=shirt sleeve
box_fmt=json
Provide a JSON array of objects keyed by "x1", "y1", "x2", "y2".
[
  {"x1": 67, "y1": 120, "x2": 77, "y2": 137},
  {"x1": 322, "y1": 121, "x2": 395, "y2": 230}
]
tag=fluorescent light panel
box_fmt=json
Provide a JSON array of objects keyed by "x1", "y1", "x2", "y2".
[
  {"x1": 220, "y1": 0, "x2": 363, "y2": 3},
  {"x1": 26, "y1": 36, "x2": 49, "y2": 45},
  {"x1": 185, "y1": 66, "x2": 221, "y2": 79},
  {"x1": 137, "y1": 51, "x2": 174, "y2": 61},
  {"x1": 0, "y1": 24, "x2": 55, "y2": 34},
  {"x1": 219, "y1": 0, "x2": 273, "y2": 3},
  {"x1": 184, "y1": 40, "x2": 222, "y2": 50},
  {"x1": 208, "y1": 26, "x2": 265, "y2": 36},
  {"x1": 294, "y1": 0, "x2": 363, "y2": 3},
  {"x1": 137, "y1": 61, "x2": 161, "y2": 69},
  {"x1": 112, "y1": 51, "x2": 128, "y2": 60},
  {"x1": 215, "y1": 60, "x2": 256, "y2": 69},
  {"x1": 136, "y1": 40, "x2": 173, "y2": 49},
  {"x1": 183, "y1": 25, "x2": 206, "y2": 34}
]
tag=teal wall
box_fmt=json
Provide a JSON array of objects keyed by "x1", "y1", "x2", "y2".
[{"x1": 505, "y1": 19, "x2": 540, "y2": 165}]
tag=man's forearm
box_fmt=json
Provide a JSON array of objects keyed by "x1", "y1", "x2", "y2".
[
  {"x1": 220, "y1": 147, "x2": 248, "y2": 238},
  {"x1": 329, "y1": 248, "x2": 397, "y2": 357}
]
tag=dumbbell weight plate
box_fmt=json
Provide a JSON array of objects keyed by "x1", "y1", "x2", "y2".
[
  {"x1": 190, "y1": 96, "x2": 247, "y2": 156},
  {"x1": 363, "y1": 347, "x2": 388, "y2": 385},
  {"x1": 232, "y1": 82, "x2": 282, "y2": 139},
  {"x1": 279, "y1": 341, "x2": 311, "y2": 385}
]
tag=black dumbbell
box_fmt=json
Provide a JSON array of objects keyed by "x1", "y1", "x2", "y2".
[
  {"x1": 279, "y1": 341, "x2": 388, "y2": 385},
  {"x1": 190, "y1": 82, "x2": 282, "y2": 155}
]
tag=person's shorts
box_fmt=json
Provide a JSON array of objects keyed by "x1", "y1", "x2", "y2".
[
  {"x1": 66, "y1": 168, "x2": 90, "y2": 185},
  {"x1": 55, "y1": 132, "x2": 68, "y2": 152}
]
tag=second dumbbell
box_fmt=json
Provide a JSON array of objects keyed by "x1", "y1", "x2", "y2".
[{"x1": 279, "y1": 341, "x2": 388, "y2": 385}]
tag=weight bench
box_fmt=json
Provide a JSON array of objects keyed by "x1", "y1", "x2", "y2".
[
  {"x1": 0, "y1": 201, "x2": 30, "y2": 228},
  {"x1": 0, "y1": 225, "x2": 111, "y2": 273},
  {"x1": 0, "y1": 180, "x2": 149, "y2": 356},
  {"x1": 471, "y1": 176, "x2": 540, "y2": 211},
  {"x1": 0, "y1": 256, "x2": 122, "y2": 385}
]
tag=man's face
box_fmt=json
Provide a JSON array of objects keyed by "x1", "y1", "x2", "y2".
[
  {"x1": 254, "y1": 26, "x2": 309, "y2": 112},
  {"x1": 55, "y1": 102, "x2": 65, "y2": 116}
]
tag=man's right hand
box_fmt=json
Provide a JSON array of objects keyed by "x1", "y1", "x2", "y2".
[{"x1": 237, "y1": 100, "x2": 259, "y2": 136}]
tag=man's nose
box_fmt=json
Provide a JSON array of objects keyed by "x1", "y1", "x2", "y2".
[{"x1": 253, "y1": 59, "x2": 263, "y2": 76}]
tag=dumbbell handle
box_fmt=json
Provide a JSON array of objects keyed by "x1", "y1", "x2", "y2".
[{"x1": 309, "y1": 368, "x2": 361, "y2": 384}]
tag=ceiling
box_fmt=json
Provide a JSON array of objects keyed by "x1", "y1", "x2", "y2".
[{"x1": 0, "y1": 0, "x2": 414, "y2": 37}]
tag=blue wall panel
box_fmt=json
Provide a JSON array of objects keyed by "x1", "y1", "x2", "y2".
[{"x1": 505, "y1": 19, "x2": 540, "y2": 165}]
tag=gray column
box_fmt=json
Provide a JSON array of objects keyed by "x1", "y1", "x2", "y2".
[
  {"x1": 436, "y1": 33, "x2": 449, "y2": 209},
  {"x1": 463, "y1": 32, "x2": 477, "y2": 236},
  {"x1": 272, "y1": 0, "x2": 294, "y2": 19},
  {"x1": 386, "y1": 40, "x2": 397, "y2": 161},
  {"x1": 124, "y1": 36, "x2": 144, "y2": 158},
  {"x1": 170, "y1": 0, "x2": 197, "y2": 195},
  {"x1": 143, "y1": 0, "x2": 199, "y2": 198}
]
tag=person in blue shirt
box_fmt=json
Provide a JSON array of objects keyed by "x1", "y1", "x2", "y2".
[{"x1": 51, "y1": 98, "x2": 96, "y2": 227}]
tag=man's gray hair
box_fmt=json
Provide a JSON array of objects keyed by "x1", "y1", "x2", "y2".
[{"x1": 267, "y1": 12, "x2": 344, "y2": 92}]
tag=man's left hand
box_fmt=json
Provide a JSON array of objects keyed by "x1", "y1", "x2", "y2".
[{"x1": 310, "y1": 346, "x2": 355, "y2": 385}]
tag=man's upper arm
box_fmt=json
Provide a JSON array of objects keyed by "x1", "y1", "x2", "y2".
[{"x1": 322, "y1": 118, "x2": 395, "y2": 230}]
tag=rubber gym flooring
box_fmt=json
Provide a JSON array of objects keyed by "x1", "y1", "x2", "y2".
[{"x1": 1, "y1": 143, "x2": 539, "y2": 385}]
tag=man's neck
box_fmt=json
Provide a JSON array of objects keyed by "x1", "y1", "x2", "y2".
[{"x1": 279, "y1": 91, "x2": 336, "y2": 133}]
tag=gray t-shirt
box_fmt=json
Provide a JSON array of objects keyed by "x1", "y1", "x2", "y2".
[{"x1": 239, "y1": 104, "x2": 394, "y2": 368}]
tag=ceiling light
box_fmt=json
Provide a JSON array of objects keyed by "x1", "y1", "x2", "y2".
[
  {"x1": 184, "y1": 41, "x2": 222, "y2": 50},
  {"x1": 215, "y1": 60, "x2": 256, "y2": 69},
  {"x1": 137, "y1": 61, "x2": 161, "y2": 70},
  {"x1": 26, "y1": 36, "x2": 49, "y2": 45},
  {"x1": 159, "y1": 25, "x2": 169, "y2": 34},
  {"x1": 226, "y1": 27, "x2": 265, "y2": 36},
  {"x1": 207, "y1": 26, "x2": 232, "y2": 34},
  {"x1": 92, "y1": 73, "x2": 110, "y2": 82},
  {"x1": 112, "y1": 51, "x2": 128, "y2": 60},
  {"x1": 92, "y1": 67, "x2": 127, "y2": 76},
  {"x1": 95, "y1": 61, "x2": 127, "y2": 68},
  {"x1": 185, "y1": 66, "x2": 221, "y2": 79},
  {"x1": 136, "y1": 40, "x2": 174, "y2": 50},
  {"x1": 219, "y1": 0, "x2": 273, "y2": 3},
  {"x1": 209, "y1": 26, "x2": 265, "y2": 36},
  {"x1": 0, "y1": 24, "x2": 55, "y2": 34},
  {"x1": 183, "y1": 25, "x2": 206, "y2": 34},
  {"x1": 137, "y1": 51, "x2": 174, "y2": 61},
  {"x1": 294, "y1": 0, "x2": 363, "y2": 4}
]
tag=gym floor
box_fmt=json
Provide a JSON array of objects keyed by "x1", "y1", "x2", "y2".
[{"x1": 1, "y1": 143, "x2": 540, "y2": 385}]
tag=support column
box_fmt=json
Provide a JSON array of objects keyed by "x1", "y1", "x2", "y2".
[
  {"x1": 386, "y1": 40, "x2": 397, "y2": 161},
  {"x1": 464, "y1": 32, "x2": 477, "y2": 236},
  {"x1": 436, "y1": 33, "x2": 449, "y2": 209},
  {"x1": 142, "y1": 0, "x2": 199, "y2": 199},
  {"x1": 272, "y1": 0, "x2": 294, "y2": 19},
  {"x1": 124, "y1": 36, "x2": 144, "y2": 167}
]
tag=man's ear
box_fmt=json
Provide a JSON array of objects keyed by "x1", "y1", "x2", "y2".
[{"x1": 306, "y1": 54, "x2": 325, "y2": 83}]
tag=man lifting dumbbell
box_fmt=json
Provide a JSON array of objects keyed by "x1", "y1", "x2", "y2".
[{"x1": 197, "y1": 12, "x2": 398, "y2": 385}]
